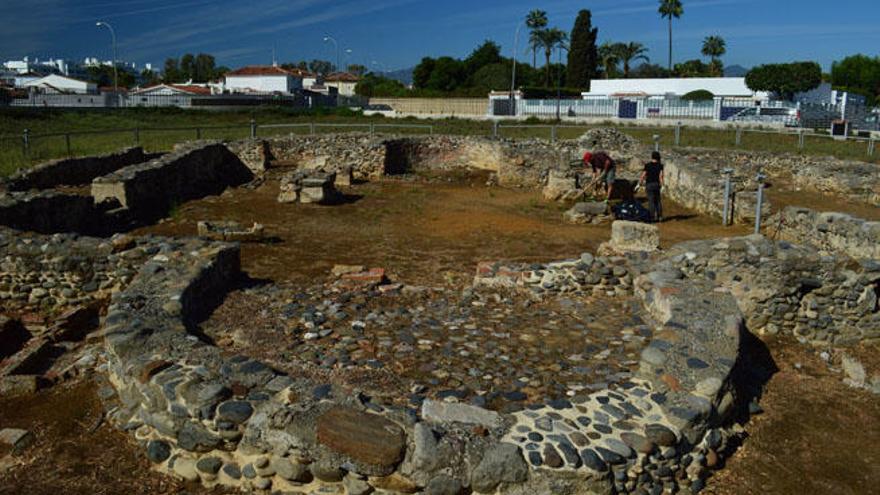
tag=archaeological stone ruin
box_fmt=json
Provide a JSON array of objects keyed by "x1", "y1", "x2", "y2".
[{"x1": 0, "y1": 128, "x2": 877, "y2": 494}]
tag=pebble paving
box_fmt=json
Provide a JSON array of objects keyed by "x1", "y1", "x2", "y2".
[{"x1": 200, "y1": 278, "x2": 653, "y2": 411}]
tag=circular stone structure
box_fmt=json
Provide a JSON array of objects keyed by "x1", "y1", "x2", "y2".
[{"x1": 99, "y1": 236, "x2": 749, "y2": 495}]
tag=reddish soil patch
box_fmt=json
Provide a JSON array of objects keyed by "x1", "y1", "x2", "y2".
[
  {"x1": 137, "y1": 172, "x2": 750, "y2": 285},
  {"x1": 0, "y1": 380, "x2": 231, "y2": 495},
  {"x1": 705, "y1": 337, "x2": 880, "y2": 495}
]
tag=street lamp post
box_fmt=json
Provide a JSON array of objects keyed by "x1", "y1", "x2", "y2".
[
  {"x1": 343, "y1": 49, "x2": 353, "y2": 72},
  {"x1": 509, "y1": 23, "x2": 522, "y2": 117},
  {"x1": 96, "y1": 21, "x2": 118, "y2": 94},
  {"x1": 323, "y1": 36, "x2": 339, "y2": 73}
]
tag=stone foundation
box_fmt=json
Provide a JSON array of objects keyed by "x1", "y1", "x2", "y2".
[
  {"x1": 91, "y1": 141, "x2": 253, "y2": 221},
  {"x1": 3, "y1": 147, "x2": 154, "y2": 191},
  {"x1": 771, "y1": 206, "x2": 880, "y2": 260}
]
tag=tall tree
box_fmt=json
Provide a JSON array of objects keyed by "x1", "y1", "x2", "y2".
[
  {"x1": 180, "y1": 53, "x2": 195, "y2": 81},
  {"x1": 701, "y1": 35, "x2": 726, "y2": 76},
  {"x1": 831, "y1": 54, "x2": 880, "y2": 106},
  {"x1": 308, "y1": 60, "x2": 333, "y2": 75},
  {"x1": 598, "y1": 42, "x2": 620, "y2": 79},
  {"x1": 525, "y1": 10, "x2": 548, "y2": 68},
  {"x1": 536, "y1": 28, "x2": 568, "y2": 86},
  {"x1": 658, "y1": 0, "x2": 684, "y2": 72},
  {"x1": 745, "y1": 61, "x2": 822, "y2": 100},
  {"x1": 566, "y1": 9, "x2": 599, "y2": 90},
  {"x1": 614, "y1": 42, "x2": 649, "y2": 77},
  {"x1": 412, "y1": 57, "x2": 436, "y2": 89},
  {"x1": 193, "y1": 53, "x2": 216, "y2": 82},
  {"x1": 162, "y1": 58, "x2": 181, "y2": 83},
  {"x1": 347, "y1": 64, "x2": 367, "y2": 77}
]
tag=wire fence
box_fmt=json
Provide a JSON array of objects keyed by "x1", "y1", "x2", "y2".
[
  {"x1": 1, "y1": 119, "x2": 877, "y2": 176},
  {"x1": 0, "y1": 121, "x2": 436, "y2": 175}
]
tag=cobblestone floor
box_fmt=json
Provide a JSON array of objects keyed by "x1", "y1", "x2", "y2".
[{"x1": 200, "y1": 280, "x2": 650, "y2": 412}]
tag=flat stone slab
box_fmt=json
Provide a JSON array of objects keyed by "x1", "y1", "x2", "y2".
[
  {"x1": 421, "y1": 399, "x2": 502, "y2": 428},
  {"x1": 316, "y1": 406, "x2": 405, "y2": 468},
  {"x1": 0, "y1": 428, "x2": 34, "y2": 454}
]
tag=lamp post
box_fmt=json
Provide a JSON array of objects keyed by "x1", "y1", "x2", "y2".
[
  {"x1": 509, "y1": 22, "x2": 522, "y2": 116},
  {"x1": 343, "y1": 49, "x2": 353, "y2": 72},
  {"x1": 96, "y1": 21, "x2": 118, "y2": 94},
  {"x1": 323, "y1": 36, "x2": 339, "y2": 73}
]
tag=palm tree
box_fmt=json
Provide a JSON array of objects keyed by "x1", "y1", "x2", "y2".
[
  {"x1": 525, "y1": 10, "x2": 548, "y2": 68},
  {"x1": 536, "y1": 28, "x2": 568, "y2": 86},
  {"x1": 614, "y1": 42, "x2": 650, "y2": 77},
  {"x1": 658, "y1": 0, "x2": 684, "y2": 72},
  {"x1": 701, "y1": 35, "x2": 726, "y2": 76},
  {"x1": 598, "y1": 42, "x2": 620, "y2": 79}
]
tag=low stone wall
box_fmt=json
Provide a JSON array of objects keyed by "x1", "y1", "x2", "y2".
[
  {"x1": 771, "y1": 206, "x2": 880, "y2": 260},
  {"x1": 92, "y1": 142, "x2": 253, "y2": 221},
  {"x1": 97, "y1": 231, "x2": 753, "y2": 495},
  {"x1": 664, "y1": 235, "x2": 880, "y2": 346},
  {"x1": 0, "y1": 191, "x2": 104, "y2": 235},
  {"x1": 0, "y1": 228, "x2": 152, "y2": 315},
  {"x1": 3, "y1": 147, "x2": 153, "y2": 191}
]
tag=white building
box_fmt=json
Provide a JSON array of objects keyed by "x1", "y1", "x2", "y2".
[
  {"x1": 224, "y1": 65, "x2": 303, "y2": 94},
  {"x1": 3, "y1": 56, "x2": 69, "y2": 76},
  {"x1": 584, "y1": 77, "x2": 768, "y2": 100},
  {"x1": 324, "y1": 72, "x2": 360, "y2": 97},
  {"x1": 24, "y1": 74, "x2": 97, "y2": 94},
  {"x1": 130, "y1": 83, "x2": 212, "y2": 96}
]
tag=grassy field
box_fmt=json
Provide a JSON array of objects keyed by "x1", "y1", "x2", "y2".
[{"x1": 0, "y1": 107, "x2": 877, "y2": 176}]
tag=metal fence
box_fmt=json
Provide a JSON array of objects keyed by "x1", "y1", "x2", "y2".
[
  {"x1": 0, "y1": 121, "x2": 436, "y2": 173},
  {"x1": 1, "y1": 119, "x2": 877, "y2": 176},
  {"x1": 490, "y1": 122, "x2": 877, "y2": 158},
  {"x1": 7, "y1": 92, "x2": 342, "y2": 109}
]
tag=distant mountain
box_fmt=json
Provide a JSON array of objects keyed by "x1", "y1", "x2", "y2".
[
  {"x1": 379, "y1": 67, "x2": 413, "y2": 86},
  {"x1": 724, "y1": 65, "x2": 749, "y2": 77}
]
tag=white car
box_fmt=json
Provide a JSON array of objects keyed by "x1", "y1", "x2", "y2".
[
  {"x1": 361, "y1": 104, "x2": 396, "y2": 117},
  {"x1": 729, "y1": 107, "x2": 801, "y2": 127}
]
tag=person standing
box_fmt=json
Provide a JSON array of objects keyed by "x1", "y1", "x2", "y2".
[{"x1": 640, "y1": 151, "x2": 664, "y2": 222}]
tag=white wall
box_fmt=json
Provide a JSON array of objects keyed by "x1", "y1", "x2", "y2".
[
  {"x1": 585, "y1": 78, "x2": 767, "y2": 99},
  {"x1": 326, "y1": 81, "x2": 357, "y2": 96},
  {"x1": 225, "y1": 75, "x2": 302, "y2": 94}
]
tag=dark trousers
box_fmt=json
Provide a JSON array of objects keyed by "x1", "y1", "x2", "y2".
[{"x1": 646, "y1": 183, "x2": 662, "y2": 222}]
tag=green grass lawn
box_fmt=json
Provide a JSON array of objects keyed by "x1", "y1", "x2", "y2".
[{"x1": 0, "y1": 107, "x2": 876, "y2": 176}]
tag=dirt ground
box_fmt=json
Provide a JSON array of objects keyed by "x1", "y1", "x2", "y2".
[
  {"x1": 0, "y1": 380, "x2": 231, "y2": 495},
  {"x1": 137, "y1": 170, "x2": 750, "y2": 285},
  {"x1": 705, "y1": 338, "x2": 880, "y2": 495}
]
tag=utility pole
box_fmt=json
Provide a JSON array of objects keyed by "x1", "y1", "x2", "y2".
[
  {"x1": 510, "y1": 23, "x2": 522, "y2": 117},
  {"x1": 96, "y1": 21, "x2": 118, "y2": 94},
  {"x1": 323, "y1": 36, "x2": 339, "y2": 73}
]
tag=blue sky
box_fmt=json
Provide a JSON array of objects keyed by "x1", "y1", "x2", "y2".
[{"x1": 2, "y1": 0, "x2": 879, "y2": 71}]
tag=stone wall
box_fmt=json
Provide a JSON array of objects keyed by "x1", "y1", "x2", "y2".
[
  {"x1": 664, "y1": 235, "x2": 880, "y2": 346},
  {"x1": 0, "y1": 228, "x2": 152, "y2": 315},
  {"x1": 0, "y1": 191, "x2": 105, "y2": 235},
  {"x1": 96, "y1": 229, "x2": 754, "y2": 495},
  {"x1": 771, "y1": 206, "x2": 880, "y2": 260},
  {"x1": 3, "y1": 147, "x2": 153, "y2": 191},
  {"x1": 91, "y1": 141, "x2": 253, "y2": 221}
]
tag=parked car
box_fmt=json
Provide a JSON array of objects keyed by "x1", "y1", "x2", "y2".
[
  {"x1": 729, "y1": 106, "x2": 801, "y2": 127},
  {"x1": 361, "y1": 104, "x2": 396, "y2": 117}
]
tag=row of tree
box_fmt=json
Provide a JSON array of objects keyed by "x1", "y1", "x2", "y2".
[{"x1": 162, "y1": 53, "x2": 229, "y2": 83}]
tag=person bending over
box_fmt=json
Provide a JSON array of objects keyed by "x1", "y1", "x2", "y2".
[{"x1": 582, "y1": 150, "x2": 616, "y2": 203}]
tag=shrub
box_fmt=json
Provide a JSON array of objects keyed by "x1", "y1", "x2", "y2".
[{"x1": 681, "y1": 89, "x2": 715, "y2": 101}]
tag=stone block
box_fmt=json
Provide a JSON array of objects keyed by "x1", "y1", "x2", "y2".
[
  {"x1": 315, "y1": 406, "x2": 405, "y2": 472},
  {"x1": 197, "y1": 221, "x2": 265, "y2": 242},
  {"x1": 608, "y1": 220, "x2": 660, "y2": 253},
  {"x1": 421, "y1": 399, "x2": 501, "y2": 428},
  {"x1": 0, "y1": 428, "x2": 34, "y2": 454},
  {"x1": 563, "y1": 201, "x2": 608, "y2": 224},
  {"x1": 542, "y1": 170, "x2": 578, "y2": 202}
]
